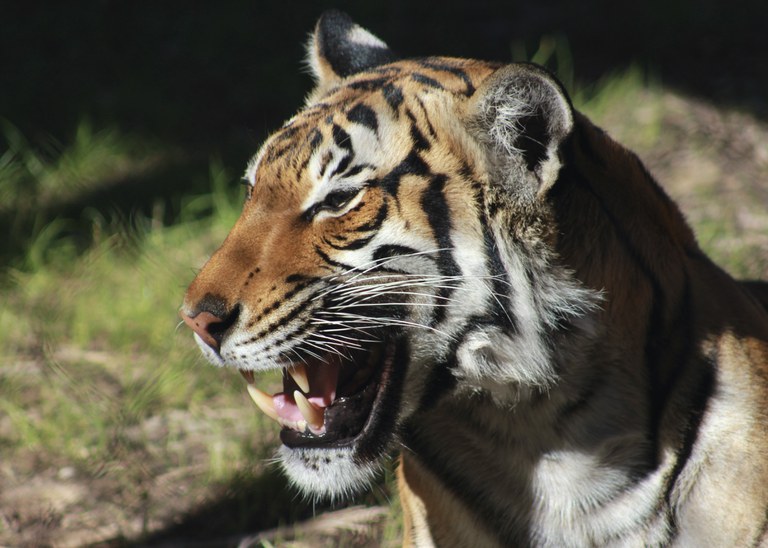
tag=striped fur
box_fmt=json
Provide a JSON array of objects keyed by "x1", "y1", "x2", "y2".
[{"x1": 181, "y1": 11, "x2": 768, "y2": 546}]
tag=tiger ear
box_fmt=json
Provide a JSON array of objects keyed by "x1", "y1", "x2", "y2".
[
  {"x1": 467, "y1": 63, "x2": 574, "y2": 197},
  {"x1": 307, "y1": 10, "x2": 398, "y2": 96}
]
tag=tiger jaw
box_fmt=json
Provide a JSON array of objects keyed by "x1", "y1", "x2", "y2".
[{"x1": 238, "y1": 340, "x2": 399, "y2": 450}]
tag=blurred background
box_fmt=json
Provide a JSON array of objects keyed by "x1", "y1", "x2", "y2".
[{"x1": 2, "y1": 1, "x2": 767, "y2": 545}]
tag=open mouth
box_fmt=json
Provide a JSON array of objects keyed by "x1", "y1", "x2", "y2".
[{"x1": 239, "y1": 340, "x2": 398, "y2": 449}]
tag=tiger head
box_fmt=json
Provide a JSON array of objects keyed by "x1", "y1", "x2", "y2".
[{"x1": 181, "y1": 11, "x2": 598, "y2": 499}]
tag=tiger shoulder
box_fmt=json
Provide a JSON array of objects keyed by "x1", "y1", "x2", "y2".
[{"x1": 181, "y1": 10, "x2": 768, "y2": 547}]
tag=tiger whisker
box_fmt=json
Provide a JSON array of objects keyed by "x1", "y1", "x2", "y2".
[
  {"x1": 330, "y1": 301, "x2": 453, "y2": 309},
  {"x1": 328, "y1": 311, "x2": 456, "y2": 340},
  {"x1": 310, "y1": 331, "x2": 374, "y2": 347},
  {"x1": 338, "y1": 248, "x2": 450, "y2": 278},
  {"x1": 300, "y1": 338, "x2": 349, "y2": 359},
  {"x1": 291, "y1": 345, "x2": 328, "y2": 364}
]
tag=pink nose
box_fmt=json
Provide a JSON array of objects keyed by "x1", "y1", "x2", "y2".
[{"x1": 181, "y1": 310, "x2": 226, "y2": 351}]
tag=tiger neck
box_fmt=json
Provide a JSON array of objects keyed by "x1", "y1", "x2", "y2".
[
  {"x1": 396, "y1": 114, "x2": 703, "y2": 545},
  {"x1": 399, "y1": 368, "x2": 666, "y2": 545},
  {"x1": 551, "y1": 113, "x2": 697, "y2": 304}
]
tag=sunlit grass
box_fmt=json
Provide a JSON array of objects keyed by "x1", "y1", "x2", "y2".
[
  {"x1": 0, "y1": 120, "x2": 166, "y2": 211},
  {"x1": 0, "y1": 126, "x2": 285, "y2": 544}
]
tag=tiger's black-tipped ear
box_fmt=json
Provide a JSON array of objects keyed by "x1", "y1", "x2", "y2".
[
  {"x1": 307, "y1": 11, "x2": 397, "y2": 96},
  {"x1": 468, "y1": 63, "x2": 574, "y2": 197}
]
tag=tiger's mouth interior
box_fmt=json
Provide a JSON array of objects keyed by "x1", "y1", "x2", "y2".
[{"x1": 239, "y1": 340, "x2": 397, "y2": 449}]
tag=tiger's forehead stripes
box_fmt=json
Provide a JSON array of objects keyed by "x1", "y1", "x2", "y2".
[{"x1": 247, "y1": 58, "x2": 496, "y2": 203}]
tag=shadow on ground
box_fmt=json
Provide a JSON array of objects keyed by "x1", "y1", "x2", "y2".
[
  {"x1": 139, "y1": 467, "x2": 320, "y2": 547},
  {"x1": 138, "y1": 465, "x2": 391, "y2": 547}
]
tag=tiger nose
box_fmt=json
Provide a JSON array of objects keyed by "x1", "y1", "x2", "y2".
[{"x1": 180, "y1": 308, "x2": 239, "y2": 352}]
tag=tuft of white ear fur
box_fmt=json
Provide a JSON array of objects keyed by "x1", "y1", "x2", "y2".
[
  {"x1": 467, "y1": 63, "x2": 574, "y2": 197},
  {"x1": 306, "y1": 10, "x2": 397, "y2": 101}
]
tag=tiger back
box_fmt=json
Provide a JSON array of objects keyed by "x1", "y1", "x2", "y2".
[{"x1": 181, "y1": 11, "x2": 768, "y2": 546}]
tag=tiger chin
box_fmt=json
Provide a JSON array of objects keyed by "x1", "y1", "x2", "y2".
[{"x1": 181, "y1": 10, "x2": 768, "y2": 547}]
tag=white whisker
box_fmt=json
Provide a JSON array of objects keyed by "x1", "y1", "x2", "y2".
[{"x1": 329, "y1": 311, "x2": 456, "y2": 340}]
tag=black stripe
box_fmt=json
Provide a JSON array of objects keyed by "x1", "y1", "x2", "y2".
[
  {"x1": 325, "y1": 233, "x2": 375, "y2": 251},
  {"x1": 245, "y1": 280, "x2": 313, "y2": 328},
  {"x1": 264, "y1": 143, "x2": 293, "y2": 163},
  {"x1": 242, "y1": 290, "x2": 316, "y2": 344},
  {"x1": 298, "y1": 129, "x2": 325, "y2": 174},
  {"x1": 416, "y1": 357, "x2": 457, "y2": 413},
  {"x1": 285, "y1": 274, "x2": 319, "y2": 284},
  {"x1": 411, "y1": 72, "x2": 444, "y2": 90},
  {"x1": 469, "y1": 172, "x2": 517, "y2": 330},
  {"x1": 372, "y1": 244, "x2": 420, "y2": 263},
  {"x1": 406, "y1": 109, "x2": 430, "y2": 151},
  {"x1": 418, "y1": 60, "x2": 476, "y2": 96},
  {"x1": 274, "y1": 125, "x2": 300, "y2": 142},
  {"x1": 470, "y1": 177, "x2": 515, "y2": 329},
  {"x1": 342, "y1": 164, "x2": 369, "y2": 178},
  {"x1": 646, "y1": 270, "x2": 697, "y2": 466},
  {"x1": 370, "y1": 65, "x2": 402, "y2": 75},
  {"x1": 318, "y1": 152, "x2": 333, "y2": 179},
  {"x1": 348, "y1": 77, "x2": 389, "y2": 91},
  {"x1": 332, "y1": 124, "x2": 353, "y2": 153},
  {"x1": 403, "y1": 316, "x2": 542, "y2": 545},
  {"x1": 354, "y1": 200, "x2": 388, "y2": 233},
  {"x1": 414, "y1": 317, "x2": 498, "y2": 413},
  {"x1": 314, "y1": 245, "x2": 354, "y2": 271},
  {"x1": 422, "y1": 174, "x2": 461, "y2": 325},
  {"x1": 303, "y1": 102, "x2": 331, "y2": 115},
  {"x1": 382, "y1": 83, "x2": 404, "y2": 113},
  {"x1": 260, "y1": 320, "x2": 312, "y2": 356},
  {"x1": 415, "y1": 97, "x2": 438, "y2": 141},
  {"x1": 423, "y1": 175, "x2": 460, "y2": 276},
  {"x1": 354, "y1": 340, "x2": 411, "y2": 463},
  {"x1": 401, "y1": 414, "x2": 526, "y2": 546},
  {"x1": 308, "y1": 128, "x2": 323, "y2": 151},
  {"x1": 329, "y1": 153, "x2": 352, "y2": 179},
  {"x1": 378, "y1": 150, "x2": 430, "y2": 196},
  {"x1": 347, "y1": 103, "x2": 379, "y2": 133},
  {"x1": 664, "y1": 356, "x2": 718, "y2": 510},
  {"x1": 753, "y1": 508, "x2": 768, "y2": 548}
]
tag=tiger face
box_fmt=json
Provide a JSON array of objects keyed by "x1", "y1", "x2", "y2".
[{"x1": 181, "y1": 11, "x2": 596, "y2": 500}]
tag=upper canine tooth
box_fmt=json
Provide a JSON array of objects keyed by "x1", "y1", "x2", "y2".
[
  {"x1": 294, "y1": 390, "x2": 324, "y2": 430},
  {"x1": 240, "y1": 369, "x2": 255, "y2": 384},
  {"x1": 288, "y1": 364, "x2": 310, "y2": 393},
  {"x1": 247, "y1": 385, "x2": 279, "y2": 422}
]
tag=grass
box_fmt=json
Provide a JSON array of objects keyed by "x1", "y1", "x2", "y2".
[
  {"x1": 0, "y1": 128, "x2": 295, "y2": 543},
  {"x1": 1, "y1": 61, "x2": 766, "y2": 545}
]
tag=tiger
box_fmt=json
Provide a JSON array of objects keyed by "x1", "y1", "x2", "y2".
[{"x1": 180, "y1": 10, "x2": 768, "y2": 547}]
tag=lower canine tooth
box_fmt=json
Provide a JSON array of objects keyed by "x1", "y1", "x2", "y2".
[
  {"x1": 294, "y1": 390, "x2": 324, "y2": 429},
  {"x1": 247, "y1": 385, "x2": 279, "y2": 422}
]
